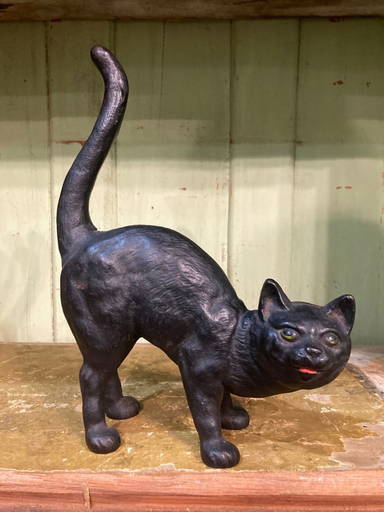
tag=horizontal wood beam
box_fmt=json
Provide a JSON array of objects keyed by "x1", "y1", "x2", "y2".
[
  {"x1": 0, "y1": 1, "x2": 384, "y2": 21},
  {"x1": 1, "y1": 469, "x2": 384, "y2": 511}
]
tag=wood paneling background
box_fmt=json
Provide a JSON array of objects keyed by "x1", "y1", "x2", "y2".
[{"x1": 0, "y1": 19, "x2": 383, "y2": 344}]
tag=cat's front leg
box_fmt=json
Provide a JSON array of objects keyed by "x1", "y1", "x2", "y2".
[{"x1": 179, "y1": 353, "x2": 240, "y2": 468}]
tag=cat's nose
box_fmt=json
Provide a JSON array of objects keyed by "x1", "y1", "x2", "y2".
[{"x1": 305, "y1": 346, "x2": 322, "y2": 357}]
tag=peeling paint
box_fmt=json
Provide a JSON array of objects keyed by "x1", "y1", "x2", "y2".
[
  {"x1": 331, "y1": 423, "x2": 384, "y2": 469},
  {"x1": 304, "y1": 393, "x2": 332, "y2": 405},
  {"x1": 57, "y1": 140, "x2": 85, "y2": 146}
]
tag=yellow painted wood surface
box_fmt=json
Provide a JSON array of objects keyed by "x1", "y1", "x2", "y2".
[{"x1": 0, "y1": 19, "x2": 383, "y2": 344}]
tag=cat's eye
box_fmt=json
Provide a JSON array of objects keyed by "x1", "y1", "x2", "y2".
[
  {"x1": 324, "y1": 332, "x2": 339, "y2": 346},
  {"x1": 280, "y1": 328, "x2": 299, "y2": 341}
]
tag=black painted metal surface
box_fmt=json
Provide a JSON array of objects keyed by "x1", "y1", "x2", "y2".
[{"x1": 57, "y1": 46, "x2": 355, "y2": 468}]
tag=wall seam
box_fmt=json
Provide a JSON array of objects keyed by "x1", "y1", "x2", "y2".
[
  {"x1": 289, "y1": 18, "x2": 302, "y2": 293},
  {"x1": 227, "y1": 19, "x2": 234, "y2": 279},
  {"x1": 44, "y1": 21, "x2": 57, "y2": 343},
  {"x1": 159, "y1": 21, "x2": 167, "y2": 124}
]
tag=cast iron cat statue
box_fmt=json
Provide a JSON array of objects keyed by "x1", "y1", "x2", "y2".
[{"x1": 57, "y1": 46, "x2": 356, "y2": 468}]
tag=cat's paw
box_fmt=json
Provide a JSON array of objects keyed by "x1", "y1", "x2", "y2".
[
  {"x1": 201, "y1": 438, "x2": 240, "y2": 468},
  {"x1": 85, "y1": 425, "x2": 121, "y2": 454},
  {"x1": 105, "y1": 396, "x2": 140, "y2": 420},
  {"x1": 221, "y1": 406, "x2": 249, "y2": 430}
]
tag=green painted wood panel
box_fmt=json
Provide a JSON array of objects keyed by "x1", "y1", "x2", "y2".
[
  {"x1": 116, "y1": 21, "x2": 231, "y2": 270},
  {"x1": 0, "y1": 19, "x2": 383, "y2": 344},
  {"x1": 0, "y1": 23, "x2": 53, "y2": 342},
  {"x1": 292, "y1": 19, "x2": 384, "y2": 344},
  {"x1": 229, "y1": 19, "x2": 299, "y2": 310}
]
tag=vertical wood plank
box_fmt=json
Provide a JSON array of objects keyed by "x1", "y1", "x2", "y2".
[
  {"x1": 48, "y1": 21, "x2": 116, "y2": 342},
  {"x1": 292, "y1": 18, "x2": 384, "y2": 344},
  {"x1": 0, "y1": 22, "x2": 53, "y2": 342},
  {"x1": 0, "y1": 19, "x2": 382, "y2": 347},
  {"x1": 116, "y1": 21, "x2": 231, "y2": 271},
  {"x1": 229, "y1": 20, "x2": 299, "y2": 309}
]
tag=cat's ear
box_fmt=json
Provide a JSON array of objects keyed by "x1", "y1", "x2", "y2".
[
  {"x1": 324, "y1": 294, "x2": 355, "y2": 334},
  {"x1": 258, "y1": 279, "x2": 292, "y2": 321}
]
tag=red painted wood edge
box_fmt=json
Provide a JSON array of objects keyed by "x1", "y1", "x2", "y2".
[{"x1": 0, "y1": 469, "x2": 383, "y2": 511}]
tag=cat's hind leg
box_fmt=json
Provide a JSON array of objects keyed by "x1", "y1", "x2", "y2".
[
  {"x1": 79, "y1": 335, "x2": 140, "y2": 452},
  {"x1": 79, "y1": 361, "x2": 121, "y2": 454},
  {"x1": 104, "y1": 370, "x2": 140, "y2": 420},
  {"x1": 221, "y1": 389, "x2": 249, "y2": 430},
  {"x1": 75, "y1": 328, "x2": 137, "y2": 453},
  {"x1": 62, "y1": 280, "x2": 140, "y2": 452}
]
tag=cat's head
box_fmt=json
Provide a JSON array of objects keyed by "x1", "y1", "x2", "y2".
[{"x1": 253, "y1": 279, "x2": 355, "y2": 391}]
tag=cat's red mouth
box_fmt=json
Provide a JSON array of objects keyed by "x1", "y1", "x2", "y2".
[{"x1": 298, "y1": 367, "x2": 318, "y2": 375}]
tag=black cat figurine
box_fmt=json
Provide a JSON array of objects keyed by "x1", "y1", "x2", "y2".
[{"x1": 57, "y1": 46, "x2": 356, "y2": 468}]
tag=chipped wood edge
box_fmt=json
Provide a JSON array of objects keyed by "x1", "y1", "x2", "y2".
[{"x1": 349, "y1": 347, "x2": 384, "y2": 397}]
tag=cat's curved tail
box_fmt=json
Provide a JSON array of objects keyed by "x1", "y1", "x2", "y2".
[{"x1": 57, "y1": 46, "x2": 128, "y2": 260}]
